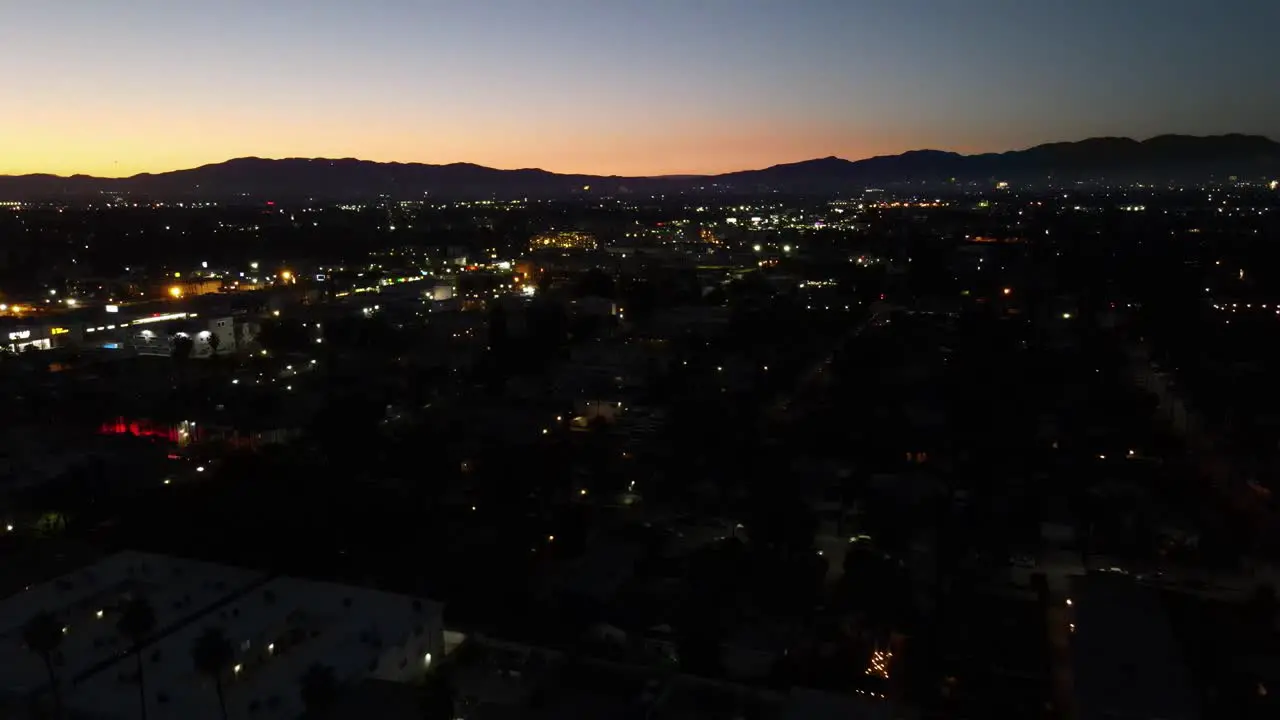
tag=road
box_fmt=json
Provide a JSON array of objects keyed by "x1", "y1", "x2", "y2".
[
  {"x1": 764, "y1": 306, "x2": 886, "y2": 427},
  {"x1": 1126, "y1": 339, "x2": 1279, "y2": 550}
]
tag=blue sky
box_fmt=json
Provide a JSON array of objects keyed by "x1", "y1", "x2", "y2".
[{"x1": 2, "y1": 0, "x2": 1276, "y2": 175}]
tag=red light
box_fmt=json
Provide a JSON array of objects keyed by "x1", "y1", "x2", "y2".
[
  {"x1": 266, "y1": 201, "x2": 275, "y2": 206},
  {"x1": 100, "y1": 418, "x2": 184, "y2": 444}
]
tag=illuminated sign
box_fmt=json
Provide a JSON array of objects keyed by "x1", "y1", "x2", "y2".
[
  {"x1": 130, "y1": 313, "x2": 189, "y2": 325},
  {"x1": 8, "y1": 330, "x2": 30, "y2": 340},
  {"x1": 105, "y1": 305, "x2": 119, "y2": 313},
  {"x1": 51, "y1": 327, "x2": 69, "y2": 335}
]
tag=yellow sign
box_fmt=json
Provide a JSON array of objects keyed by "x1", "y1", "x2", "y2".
[{"x1": 51, "y1": 327, "x2": 69, "y2": 335}]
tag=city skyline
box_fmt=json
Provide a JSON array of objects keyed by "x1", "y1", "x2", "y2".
[{"x1": 4, "y1": 0, "x2": 1278, "y2": 177}]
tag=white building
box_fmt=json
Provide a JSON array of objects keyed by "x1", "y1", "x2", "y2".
[
  {"x1": 132, "y1": 316, "x2": 245, "y2": 358},
  {"x1": 0, "y1": 552, "x2": 262, "y2": 708},
  {"x1": 0, "y1": 551, "x2": 443, "y2": 720}
]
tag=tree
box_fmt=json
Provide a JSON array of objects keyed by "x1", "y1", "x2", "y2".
[
  {"x1": 746, "y1": 492, "x2": 817, "y2": 559},
  {"x1": 206, "y1": 331, "x2": 222, "y2": 357},
  {"x1": 299, "y1": 663, "x2": 339, "y2": 716},
  {"x1": 419, "y1": 667, "x2": 455, "y2": 720},
  {"x1": 191, "y1": 627, "x2": 234, "y2": 720},
  {"x1": 308, "y1": 390, "x2": 385, "y2": 476},
  {"x1": 1247, "y1": 583, "x2": 1278, "y2": 632},
  {"x1": 528, "y1": 300, "x2": 569, "y2": 359},
  {"x1": 256, "y1": 319, "x2": 311, "y2": 354},
  {"x1": 23, "y1": 612, "x2": 64, "y2": 719},
  {"x1": 118, "y1": 597, "x2": 157, "y2": 720},
  {"x1": 577, "y1": 268, "x2": 615, "y2": 299},
  {"x1": 619, "y1": 279, "x2": 657, "y2": 325},
  {"x1": 170, "y1": 334, "x2": 194, "y2": 361},
  {"x1": 674, "y1": 543, "x2": 744, "y2": 677},
  {"x1": 487, "y1": 303, "x2": 510, "y2": 353}
]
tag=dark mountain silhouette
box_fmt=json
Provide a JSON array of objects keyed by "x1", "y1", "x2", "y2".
[
  {"x1": 713, "y1": 134, "x2": 1280, "y2": 192},
  {"x1": 1, "y1": 135, "x2": 1276, "y2": 200}
]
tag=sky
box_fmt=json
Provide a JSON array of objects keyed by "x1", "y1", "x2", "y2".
[{"x1": 2, "y1": 0, "x2": 1277, "y2": 177}]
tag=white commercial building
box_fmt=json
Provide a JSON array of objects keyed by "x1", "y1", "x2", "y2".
[
  {"x1": 0, "y1": 551, "x2": 443, "y2": 720},
  {"x1": 132, "y1": 316, "x2": 243, "y2": 358}
]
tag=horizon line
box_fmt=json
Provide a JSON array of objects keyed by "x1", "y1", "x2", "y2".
[{"x1": 2, "y1": 132, "x2": 1272, "y2": 180}]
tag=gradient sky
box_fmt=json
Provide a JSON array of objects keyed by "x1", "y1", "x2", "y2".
[{"x1": 3, "y1": 0, "x2": 1277, "y2": 177}]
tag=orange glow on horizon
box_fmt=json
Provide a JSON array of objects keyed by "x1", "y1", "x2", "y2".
[
  {"x1": 0, "y1": 116, "x2": 1006, "y2": 178},
  {"x1": 4, "y1": 2, "x2": 1264, "y2": 184}
]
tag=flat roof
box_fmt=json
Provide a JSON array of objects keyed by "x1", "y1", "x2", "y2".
[
  {"x1": 0, "y1": 551, "x2": 264, "y2": 698},
  {"x1": 72, "y1": 574, "x2": 442, "y2": 720},
  {"x1": 1, "y1": 551, "x2": 443, "y2": 720}
]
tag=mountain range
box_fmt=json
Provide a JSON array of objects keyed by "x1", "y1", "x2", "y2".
[{"x1": 2, "y1": 134, "x2": 1277, "y2": 200}]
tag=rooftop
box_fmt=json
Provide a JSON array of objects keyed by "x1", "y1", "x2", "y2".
[
  {"x1": 1, "y1": 552, "x2": 443, "y2": 720},
  {"x1": 0, "y1": 551, "x2": 263, "y2": 698}
]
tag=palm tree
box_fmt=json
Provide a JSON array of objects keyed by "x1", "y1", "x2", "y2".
[
  {"x1": 22, "y1": 612, "x2": 64, "y2": 719},
  {"x1": 118, "y1": 597, "x2": 157, "y2": 720},
  {"x1": 299, "y1": 663, "x2": 339, "y2": 716},
  {"x1": 191, "y1": 627, "x2": 234, "y2": 720}
]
